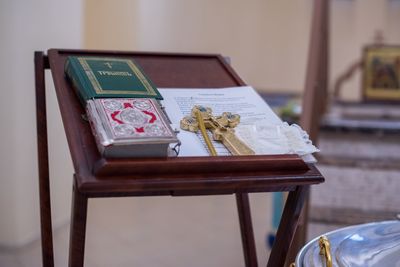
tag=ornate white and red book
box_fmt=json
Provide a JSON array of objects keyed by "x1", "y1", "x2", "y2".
[{"x1": 86, "y1": 98, "x2": 179, "y2": 158}]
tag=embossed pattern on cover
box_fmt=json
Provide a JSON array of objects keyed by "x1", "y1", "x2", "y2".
[
  {"x1": 86, "y1": 98, "x2": 178, "y2": 157},
  {"x1": 96, "y1": 98, "x2": 176, "y2": 142}
]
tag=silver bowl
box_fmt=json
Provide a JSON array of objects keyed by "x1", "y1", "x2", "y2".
[{"x1": 295, "y1": 220, "x2": 400, "y2": 267}]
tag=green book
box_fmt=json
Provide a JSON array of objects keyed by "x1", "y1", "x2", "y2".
[{"x1": 64, "y1": 56, "x2": 162, "y2": 104}]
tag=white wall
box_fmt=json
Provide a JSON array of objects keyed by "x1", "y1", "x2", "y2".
[
  {"x1": 85, "y1": 0, "x2": 400, "y2": 100},
  {"x1": 84, "y1": 0, "x2": 140, "y2": 50},
  {"x1": 134, "y1": 0, "x2": 314, "y2": 93},
  {"x1": 0, "y1": 0, "x2": 83, "y2": 247},
  {"x1": 85, "y1": 0, "x2": 313, "y2": 92}
]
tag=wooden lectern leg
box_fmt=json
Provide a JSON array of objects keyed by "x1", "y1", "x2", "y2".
[
  {"x1": 267, "y1": 186, "x2": 309, "y2": 267},
  {"x1": 35, "y1": 51, "x2": 54, "y2": 267},
  {"x1": 236, "y1": 193, "x2": 258, "y2": 267},
  {"x1": 69, "y1": 179, "x2": 88, "y2": 267},
  {"x1": 285, "y1": 191, "x2": 309, "y2": 266}
]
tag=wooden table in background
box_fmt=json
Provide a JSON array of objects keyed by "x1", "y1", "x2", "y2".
[{"x1": 35, "y1": 49, "x2": 324, "y2": 267}]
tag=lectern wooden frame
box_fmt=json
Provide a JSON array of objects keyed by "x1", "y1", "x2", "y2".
[{"x1": 35, "y1": 49, "x2": 324, "y2": 267}]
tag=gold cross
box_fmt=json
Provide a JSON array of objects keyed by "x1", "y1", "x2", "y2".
[{"x1": 180, "y1": 105, "x2": 255, "y2": 156}]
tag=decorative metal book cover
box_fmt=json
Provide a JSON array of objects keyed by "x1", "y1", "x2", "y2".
[{"x1": 86, "y1": 98, "x2": 179, "y2": 158}]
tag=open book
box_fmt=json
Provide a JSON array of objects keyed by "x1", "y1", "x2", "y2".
[{"x1": 159, "y1": 86, "x2": 318, "y2": 161}]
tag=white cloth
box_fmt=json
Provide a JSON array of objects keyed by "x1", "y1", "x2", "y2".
[{"x1": 235, "y1": 120, "x2": 319, "y2": 156}]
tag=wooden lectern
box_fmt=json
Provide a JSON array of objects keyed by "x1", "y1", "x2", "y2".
[{"x1": 35, "y1": 49, "x2": 324, "y2": 267}]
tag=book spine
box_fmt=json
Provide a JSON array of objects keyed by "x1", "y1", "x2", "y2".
[
  {"x1": 73, "y1": 57, "x2": 97, "y2": 99},
  {"x1": 65, "y1": 57, "x2": 87, "y2": 106},
  {"x1": 65, "y1": 57, "x2": 93, "y2": 105}
]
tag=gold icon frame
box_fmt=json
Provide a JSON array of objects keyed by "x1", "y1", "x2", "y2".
[{"x1": 363, "y1": 45, "x2": 400, "y2": 102}]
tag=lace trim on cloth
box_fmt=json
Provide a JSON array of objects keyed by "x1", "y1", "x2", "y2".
[{"x1": 235, "y1": 121, "x2": 319, "y2": 159}]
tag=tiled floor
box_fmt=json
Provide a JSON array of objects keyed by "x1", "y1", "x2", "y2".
[{"x1": 0, "y1": 194, "x2": 273, "y2": 267}]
